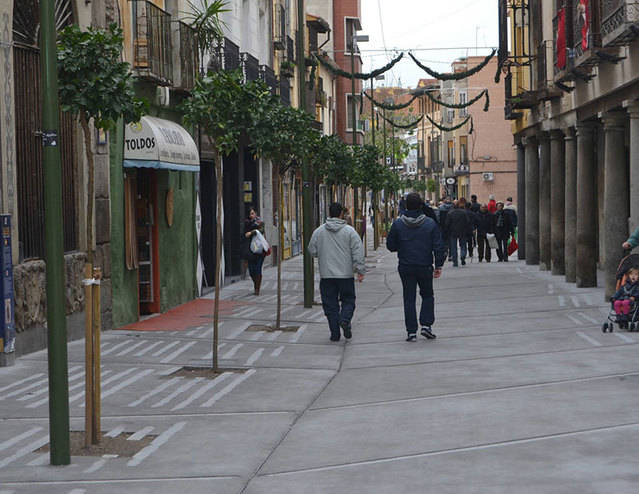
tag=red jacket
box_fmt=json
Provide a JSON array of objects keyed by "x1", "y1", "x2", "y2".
[{"x1": 487, "y1": 199, "x2": 497, "y2": 213}]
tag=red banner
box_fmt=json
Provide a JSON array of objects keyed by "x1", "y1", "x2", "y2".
[
  {"x1": 579, "y1": 0, "x2": 590, "y2": 50},
  {"x1": 556, "y1": 8, "x2": 566, "y2": 69}
]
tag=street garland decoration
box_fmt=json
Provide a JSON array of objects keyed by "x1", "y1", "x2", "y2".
[
  {"x1": 365, "y1": 87, "x2": 490, "y2": 113},
  {"x1": 425, "y1": 114, "x2": 472, "y2": 133},
  {"x1": 314, "y1": 52, "x2": 404, "y2": 80},
  {"x1": 408, "y1": 49, "x2": 496, "y2": 81},
  {"x1": 380, "y1": 113, "x2": 424, "y2": 129},
  {"x1": 415, "y1": 87, "x2": 490, "y2": 112}
]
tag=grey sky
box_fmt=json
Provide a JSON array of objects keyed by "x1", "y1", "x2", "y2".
[{"x1": 359, "y1": 0, "x2": 498, "y2": 89}]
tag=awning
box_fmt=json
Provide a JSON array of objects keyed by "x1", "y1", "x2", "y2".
[{"x1": 124, "y1": 116, "x2": 200, "y2": 172}]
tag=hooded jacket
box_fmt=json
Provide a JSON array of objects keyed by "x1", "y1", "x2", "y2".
[
  {"x1": 504, "y1": 204, "x2": 518, "y2": 228},
  {"x1": 308, "y1": 218, "x2": 365, "y2": 279},
  {"x1": 386, "y1": 210, "x2": 446, "y2": 268}
]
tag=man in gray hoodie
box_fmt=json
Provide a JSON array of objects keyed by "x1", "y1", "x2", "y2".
[{"x1": 308, "y1": 202, "x2": 366, "y2": 341}]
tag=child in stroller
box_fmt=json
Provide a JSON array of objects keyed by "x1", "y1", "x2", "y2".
[{"x1": 603, "y1": 256, "x2": 639, "y2": 332}]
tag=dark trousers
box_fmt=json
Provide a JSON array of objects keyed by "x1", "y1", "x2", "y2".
[
  {"x1": 477, "y1": 234, "x2": 492, "y2": 262},
  {"x1": 465, "y1": 233, "x2": 475, "y2": 258},
  {"x1": 398, "y1": 265, "x2": 434, "y2": 334},
  {"x1": 320, "y1": 278, "x2": 356, "y2": 337},
  {"x1": 247, "y1": 255, "x2": 264, "y2": 277},
  {"x1": 496, "y1": 235, "x2": 509, "y2": 261},
  {"x1": 448, "y1": 235, "x2": 467, "y2": 265}
]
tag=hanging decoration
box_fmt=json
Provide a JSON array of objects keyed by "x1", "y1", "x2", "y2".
[
  {"x1": 415, "y1": 87, "x2": 490, "y2": 112},
  {"x1": 408, "y1": 49, "x2": 496, "y2": 81},
  {"x1": 380, "y1": 113, "x2": 424, "y2": 129},
  {"x1": 363, "y1": 90, "x2": 419, "y2": 111},
  {"x1": 425, "y1": 114, "x2": 472, "y2": 133},
  {"x1": 314, "y1": 52, "x2": 404, "y2": 80}
]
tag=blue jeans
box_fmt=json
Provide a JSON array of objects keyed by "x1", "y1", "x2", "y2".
[
  {"x1": 448, "y1": 235, "x2": 467, "y2": 265},
  {"x1": 319, "y1": 278, "x2": 356, "y2": 337},
  {"x1": 398, "y1": 265, "x2": 435, "y2": 334}
]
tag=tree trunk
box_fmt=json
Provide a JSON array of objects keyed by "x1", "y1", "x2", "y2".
[
  {"x1": 212, "y1": 149, "x2": 223, "y2": 371},
  {"x1": 276, "y1": 174, "x2": 283, "y2": 330},
  {"x1": 80, "y1": 115, "x2": 94, "y2": 266}
]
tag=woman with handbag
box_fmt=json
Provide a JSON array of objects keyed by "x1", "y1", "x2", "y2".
[{"x1": 242, "y1": 208, "x2": 267, "y2": 295}]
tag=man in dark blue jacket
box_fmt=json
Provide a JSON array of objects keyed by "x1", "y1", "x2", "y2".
[{"x1": 386, "y1": 193, "x2": 446, "y2": 342}]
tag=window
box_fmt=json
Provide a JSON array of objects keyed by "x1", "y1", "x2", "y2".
[
  {"x1": 447, "y1": 140, "x2": 455, "y2": 167},
  {"x1": 345, "y1": 18, "x2": 357, "y2": 53},
  {"x1": 446, "y1": 109, "x2": 455, "y2": 123},
  {"x1": 459, "y1": 136, "x2": 468, "y2": 164},
  {"x1": 459, "y1": 91, "x2": 468, "y2": 117},
  {"x1": 346, "y1": 93, "x2": 362, "y2": 131}
]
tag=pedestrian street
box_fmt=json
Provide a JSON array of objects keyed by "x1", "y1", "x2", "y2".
[{"x1": 1, "y1": 238, "x2": 638, "y2": 493}]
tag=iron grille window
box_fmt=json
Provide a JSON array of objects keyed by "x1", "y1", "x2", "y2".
[
  {"x1": 179, "y1": 21, "x2": 198, "y2": 89},
  {"x1": 286, "y1": 35, "x2": 295, "y2": 63},
  {"x1": 274, "y1": 4, "x2": 286, "y2": 49},
  {"x1": 241, "y1": 52, "x2": 260, "y2": 82},
  {"x1": 14, "y1": 45, "x2": 77, "y2": 259},
  {"x1": 132, "y1": 0, "x2": 173, "y2": 85}
]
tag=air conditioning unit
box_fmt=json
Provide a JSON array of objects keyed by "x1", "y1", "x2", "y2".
[
  {"x1": 156, "y1": 86, "x2": 170, "y2": 107},
  {"x1": 482, "y1": 172, "x2": 494, "y2": 181}
]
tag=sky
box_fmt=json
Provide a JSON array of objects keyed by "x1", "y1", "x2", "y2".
[{"x1": 359, "y1": 0, "x2": 499, "y2": 89}]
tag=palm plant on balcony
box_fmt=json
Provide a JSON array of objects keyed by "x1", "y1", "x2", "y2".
[{"x1": 181, "y1": 0, "x2": 229, "y2": 73}]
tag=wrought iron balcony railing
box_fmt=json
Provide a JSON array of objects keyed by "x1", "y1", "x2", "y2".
[
  {"x1": 132, "y1": 0, "x2": 173, "y2": 85},
  {"x1": 571, "y1": 0, "x2": 602, "y2": 69},
  {"x1": 241, "y1": 52, "x2": 260, "y2": 82},
  {"x1": 178, "y1": 22, "x2": 197, "y2": 90},
  {"x1": 208, "y1": 37, "x2": 240, "y2": 72},
  {"x1": 260, "y1": 65, "x2": 278, "y2": 95},
  {"x1": 601, "y1": 0, "x2": 639, "y2": 46}
]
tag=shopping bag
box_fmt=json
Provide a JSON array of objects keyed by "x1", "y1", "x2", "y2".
[
  {"x1": 486, "y1": 233, "x2": 498, "y2": 250},
  {"x1": 251, "y1": 230, "x2": 271, "y2": 256},
  {"x1": 507, "y1": 235, "x2": 518, "y2": 256}
]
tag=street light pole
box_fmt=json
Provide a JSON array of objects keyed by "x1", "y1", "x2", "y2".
[
  {"x1": 40, "y1": 0, "x2": 70, "y2": 465},
  {"x1": 350, "y1": 38, "x2": 359, "y2": 237},
  {"x1": 297, "y1": 0, "x2": 314, "y2": 308}
]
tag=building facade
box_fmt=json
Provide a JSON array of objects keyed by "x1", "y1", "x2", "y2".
[{"x1": 500, "y1": 0, "x2": 639, "y2": 297}]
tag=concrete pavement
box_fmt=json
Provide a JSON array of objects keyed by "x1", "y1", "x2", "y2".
[{"x1": 1, "y1": 234, "x2": 638, "y2": 493}]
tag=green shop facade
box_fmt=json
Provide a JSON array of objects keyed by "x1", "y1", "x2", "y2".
[{"x1": 109, "y1": 95, "x2": 199, "y2": 328}]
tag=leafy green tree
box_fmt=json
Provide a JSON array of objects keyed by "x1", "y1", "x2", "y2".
[
  {"x1": 250, "y1": 97, "x2": 318, "y2": 329},
  {"x1": 181, "y1": 69, "x2": 269, "y2": 369},
  {"x1": 57, "y1": 23, "x2": 147, "y2": 266}
]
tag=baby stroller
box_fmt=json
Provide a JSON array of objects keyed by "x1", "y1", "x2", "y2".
[{"x1": 602, "y1": 253, "x2": 639, "y2": 332}]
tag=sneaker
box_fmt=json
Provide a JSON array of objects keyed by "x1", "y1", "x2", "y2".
[
  {"x1": 406, "y1": 333, "x2": 417, "y2": 342},
  {"x1": 330, "y1": 334, "x2": 340, "y2": 342},
  {"x1": 421, "y1": 327, "x2": 436, "y2": 339},
  {"x1": 461, "y1": 259, "x2": 466, "y2": 266},
  {"x1": 340, "y1": 321, "x2": 352, "y2": 339}
]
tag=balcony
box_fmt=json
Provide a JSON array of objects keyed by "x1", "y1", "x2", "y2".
[
  {"x1": 260, "y1": 65, "x2": 278, "y2": 95},
  {"x1": 241, "y1": 52, "x2": 260, "y2": 82},
  {"x1": 430, "y1": 161, "x2": 444, "y2": 173},
  {"x1": 132, "y1": 0, "x2": 173, "y2": 86},
  {"x1": 280, "y1": 77, "x2": 291, "y2": 107},
  {"x1": 571, "y1": 0, "x2": 602, "y2": 71},
  {"x1": 208, "y1": 38, "x2": 240, "y2": 72},
  {"x1": 601, "y1": 0, "x2": 639, "y2": 46},
  {"x1": 454, "y1": 163, "x2": 470, "y2": 176},
  {"x1": 177, "y1": 22, "x2": 197, "y2": 91}
]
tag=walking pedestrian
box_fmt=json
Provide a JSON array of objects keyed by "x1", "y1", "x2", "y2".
[
  {"x1": 308, "y1": 202, "x2": 366, "y2": 342},
  {"x1": 386, "y1": 193, "x2": 446, "y2": 342},
  {"x1": 464, "y1": 201, "x2": 478, "y2": 261},
  {"x1": 242, "y1": 208, "x2": 266, "y2": 295},
  {"x1": 476, "y1": 204, "x2": 495, "y2": 262},
  {"x1": 487, "y1": 194, "x2": 497, "y2": 213},
  {"x1": 504, "y1": 197, "x2": 518, "y2": 229},
  {"x1": 494, "y1": 201, "x2": 514, "y2": 262},
  {"x1": 470, "y1": 194, "x2": 481, "y2": 213},
  {"x1": 445, "y1": 197, "x2": 471, "y2": 266}
]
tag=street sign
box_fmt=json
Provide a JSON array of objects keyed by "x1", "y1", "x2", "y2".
[{"x1": 446, "y1": 177, "x2": 456, "y2": 185}]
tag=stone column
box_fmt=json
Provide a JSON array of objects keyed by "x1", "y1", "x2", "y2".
[
  {"x1": 629, "y1": 103, "x2": 639, "y2": 234},
  {"x1": 602, "y1": 113, "x2": 629, "y2": 298},
  {"x1": 524, "y1": 136, "x2": 539, "y2": 265},
  {"x1": 550, "y1": 130, "x2": 565, "y2": 275},
  {"x1": 517, "y1": 141, "x2": 526, "y2": 260},
  {"x1": 576, "y1": 123, "x2": 598, "y2": 288},
  {"x1": 564, "y1": 128, "x2": 577, "y2": 283},
  {"x1": 538, "y1": 132, "x2": 551, "y2": 270}
]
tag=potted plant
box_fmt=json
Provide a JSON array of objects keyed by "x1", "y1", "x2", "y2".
[{"x1": 280, "y1": 60, "x2": 295, "y2": 78}]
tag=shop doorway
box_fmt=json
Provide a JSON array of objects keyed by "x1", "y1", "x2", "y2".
[{"x1": 135, "y1": 169, "x2": 160, "y2": 315}]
